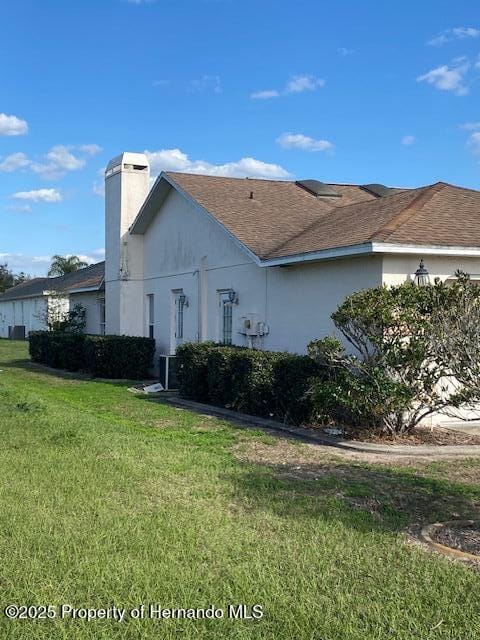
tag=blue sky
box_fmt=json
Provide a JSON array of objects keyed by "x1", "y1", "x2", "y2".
[{"x1": 1, "y1": 0, "x2": 480, "y2": 275}]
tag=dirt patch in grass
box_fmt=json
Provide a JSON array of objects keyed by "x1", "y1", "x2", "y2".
[
  {"x1": 433, "y1": 522, "x2": 480, "y2": 556},
  {"x1": 232, "y1": 437, "x2": 480, "y2": 551},
  {"x1": 310, "y1": 424, "x2": 480, "y2": 446}
]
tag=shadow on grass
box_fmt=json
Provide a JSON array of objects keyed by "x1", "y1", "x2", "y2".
[
  {"x1": 0, "y1": 357, "x2": 144, "y2": 387},
  {"x1": 229, "y1": 460, "x2": 480, "y2": 534}
]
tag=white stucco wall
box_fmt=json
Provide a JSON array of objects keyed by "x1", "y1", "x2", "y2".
[
  {"x1": 105, "y1": 154, "x2": 149, "y2": 336},
  {"x1": 69, "y1": 291, "x2": 104, "y2": 335},
  {"x1": 140, "y1": 188, "x2": 383, "y2": 355},
  {"x1": 382, "y1": 254, "x2": 480, "y2": 285},
  {"x1": 0, "y1": 296, "x2": 48, "y2": 338}
]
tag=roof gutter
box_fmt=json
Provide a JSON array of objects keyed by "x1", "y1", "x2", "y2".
[{"x1": 259, "y1": 241, "x2": 480, "y2": 267}]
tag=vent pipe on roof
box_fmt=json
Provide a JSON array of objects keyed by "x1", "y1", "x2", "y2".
[
  {"x1": 295, "y1": 180, "x2": 341, "y2": 198},
  {"x1": 360, "y1": 183, "x2": 391, "y2": 198}
]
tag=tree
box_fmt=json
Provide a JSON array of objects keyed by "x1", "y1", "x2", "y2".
[
  {"x1": 48, "y1": 255, "x2": 88, "y2": 277},
  {"x1": 308, "y1": 278, "x2": 480, "y2": 435},
  {"x1": 35, "y1": 291, "x2": 86, "y2": 333},
  {"x1": 0, "y1": 263, "x2": 30, "y2": 293},
  {"x1": 430, "y1": 271, "x2": 480, "y2": 413}
]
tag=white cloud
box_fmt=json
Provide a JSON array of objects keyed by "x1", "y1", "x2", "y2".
[
  {"x1": 401, "y1": 135, "x2": 416, "y2": 146},
  {"x1": 145, "y1": 148, "x2": 292, "y2": 179},
  {"x1": 12, "y1": 188, "x2": 62, "y2": 203},
  {"x1": 337, "y1": 47, "x2": 354, "y2": 56},
  {"x1": 250, "y1": 89, "x2": 280, "y2": 99},
  {"x1": 417, "y1": 61, "x2": 470, "y2": 95},
  {"x1": 461, "y1": 122, "x2": 480, "y2": 130},
  {"x1": 92, "y1": 181, "x2": 105, "y2": 197},
  {"x1": 1, "y1": 144, "x2": 101, "y2": 179},
  {"x1": 467, "y1": 131, "x2": 480, "y2": 154},
  {"x1": 78, "y1": 144, "x2": 102, "y2": 155},
  {"x1": 251, "y1": 74, "x2": 325, "y2": 99},
  {"x1": 31, "y1": 145, "x2": 85, "y2": 179},
  {"x1": 0, "y1": 152, "x2": 31, "y2": 172},
  {"x1": 276, "y1": 133, "x2": 333, "y2": 152},
  {"x1": 0, "y1": 253, "x2": 52, "y2": 275},
  {"x1": 285, "y1": 74, "x2": 325, "y2": 94},
  {"x1": 188, "y1": 75, "x2": 222, "y2": 94},
  {"x1": 5, "y1": 204, "x2": 32, "y2": 213},
  {"x1": 428, "y1": 27, "x2": 480, "y2": 46},
  {"x1": 0, "y1": 113, "x2": 28, "y2": 136},
  {"x1": 0, "y1": 250, "x2": 104, "y2": 276}
]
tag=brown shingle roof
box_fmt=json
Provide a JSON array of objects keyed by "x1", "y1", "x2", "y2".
[
  {"x1": 165, "y1": 173, "x2": 480, "y2": 260},
  {"x1": 167, "y1": 172, "x2": 378, "y2": 259},
  {"x1": 0, "y1": 262, "x2": 104, "y2": 301}
]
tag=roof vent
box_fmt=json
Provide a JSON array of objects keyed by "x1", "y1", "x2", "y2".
[
  {"x1": 360, "y1": 183, "x2": 391, "y2": 198},
  {"x1": 296, "y1": 180, "x2": 341, "y2": 198}
]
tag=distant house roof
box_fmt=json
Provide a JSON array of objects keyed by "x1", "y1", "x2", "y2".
[
  {"x1": 131, "y1": 172, "x2": 480, "y2": 265},
  {"x1": 0, "y1": 261, "x2": 104, "y2": 302}
]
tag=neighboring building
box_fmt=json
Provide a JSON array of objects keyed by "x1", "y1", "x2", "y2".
[
  {"x1": 105, "y1": 152, "x2": 480, "y2": 358},
  {"x1": 0, "y1": 262, "x2": 105, "y2": 338}
]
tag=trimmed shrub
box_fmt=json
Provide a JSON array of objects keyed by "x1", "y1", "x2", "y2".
[
  {"x1": 28, "y1": 332, "x2": 155, "y2": 379},
  {"x1": 83, "y1": 335, "x2": 155, "y2": 379},
  {"x1": 271, "y1": 353, "x2": 322, "y2": 425},
  {"x1": 29, "y1": 331, "x2": 85, "y2": 370},
  {"x1": 176, "y1": 342, "x2": 218, "y2": 402},
  {"x1": 29, "y1": 331, "x2": 52, "y2": 364},
  {"x1": 176, "y1": 342, "x2": 324, "y2": 425}
]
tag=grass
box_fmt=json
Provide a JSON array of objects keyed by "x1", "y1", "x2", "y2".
[{"x1": 0, "y1": 340, "x2": 480, "y2": 639}]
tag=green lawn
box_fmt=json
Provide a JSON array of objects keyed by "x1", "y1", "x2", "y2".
[{"x1": 0, "y1": 340, "x2": 479, "y2": 639}]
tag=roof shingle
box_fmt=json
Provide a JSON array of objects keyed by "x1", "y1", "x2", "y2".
[
  {"x1": 165, "y1": 172, "x2": 480, "y2": 260},
  {"x1": 0, "y1": 261, "x2": 104, "y2": 302}
]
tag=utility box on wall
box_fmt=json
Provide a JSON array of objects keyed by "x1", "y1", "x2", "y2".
[
  {"x1": 158, "y1": 355, "x2": 178, "y2": 390},
  {"x1": 8, "y1": 325, "x2": 26, "y2": 340}
]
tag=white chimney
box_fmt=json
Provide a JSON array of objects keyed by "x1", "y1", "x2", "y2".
[{"x1": 105, "y1": 152, "x2": 150, "y2": 336}]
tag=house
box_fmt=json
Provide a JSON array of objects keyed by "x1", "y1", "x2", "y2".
[
  {"x1": 104, "y1": 152, "x2": 480, "y2": 357},
  {"x1": 0, "y1": 261, "x2": 105, "y2": 338},
  {"x1": 3, "y1": 150, "x2": 480, "y2": 358}
]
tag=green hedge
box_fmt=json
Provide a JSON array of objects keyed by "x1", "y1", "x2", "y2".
[
  {"x1": 28, "y1": 332, "x2": 155, "y2": 379},
  {"x1": 176, "y1": 342, "x2": 324, "y2": 425},
  {"x1": 83, "y1": 335, "x2": 155, "y2": 379}
]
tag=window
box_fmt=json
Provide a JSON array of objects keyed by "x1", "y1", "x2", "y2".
[
  {"x1": 175, "y1": 293, "x2": 185, "y2": 342},
  {"x1": 219, "y1": 292, "x2": 233, "y2": 345},
  {"x1": 147, "y1": 294, "x2": 154, "y2": 339},
  {"x1": 99, "y1": 299, "x2": 106, "y2": 335}
]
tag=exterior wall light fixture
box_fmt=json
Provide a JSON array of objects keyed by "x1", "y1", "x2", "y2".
[{"x1": 414, "y1": 259, "x2": 430, "y2": 286}]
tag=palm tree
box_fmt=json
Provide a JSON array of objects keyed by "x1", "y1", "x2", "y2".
[{"x1": 48, "y1": 255, "x2": 89, "y2": 277}]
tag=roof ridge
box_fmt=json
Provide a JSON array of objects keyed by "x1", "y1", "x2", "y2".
[
  {"x1": 165, "y1": 171, "x2": 291, "y2": 184},
  {"x1": 372, "y1": 183, "x2": 445, "y2": 243}
]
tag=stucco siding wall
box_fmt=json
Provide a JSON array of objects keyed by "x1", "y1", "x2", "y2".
[
  {"x1": 69, "y1": 291, "x2": 103, "y2": 335},
  {"x1": 0, "y1": 296, "x2": 48, "y2": 338},
  {"x1": 382, "y1": 254, "x2": 480, "y2": 285},
  {"x1": 141, "y1": 189, "x2": 383, "y2": 354}
]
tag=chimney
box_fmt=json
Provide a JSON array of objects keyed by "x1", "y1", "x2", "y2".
[{"x1": 105, "y1": 152, "x2": 150, "y2": 336}]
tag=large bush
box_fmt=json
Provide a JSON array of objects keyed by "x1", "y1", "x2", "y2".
[
  {"x1": 29, "y1": 331, "x2": 86, "y2": 371},
  {"x1": 28, "y1": 332, "x2": 155, "y2": 379},
  {"x1": 83, "y1": 335, "x2": 155, "y2": 379},
  {"x1": 176, "y1": 342, "x2": 322, "y2": 424},
  {"x1": 176, "y1": 342, "x2": 218, "y2": 402},
  {"x1": 308, "y1": 275, "x2": 480, "y2": 434}
]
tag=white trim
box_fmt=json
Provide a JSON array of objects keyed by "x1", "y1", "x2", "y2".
[
  {"x1": 259, "y1": 243, "x2": 373, "y2": 267},
  {"x1": 68, "y1": 286, "x2": 103, "y2": 294},
  {"x1": 260, "y1": 242, "x2": 480, "y2": 267},
  {"x1": 371, "y1": 242, "x2": 480, "y2": 257},
  {"x1": 129, "y1": 173, "x2": 480, "y2": 268}
]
